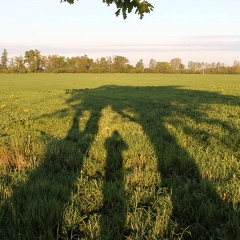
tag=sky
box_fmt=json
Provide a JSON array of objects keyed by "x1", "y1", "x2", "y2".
[{"x1": 0, "y1": 0, "x2": 240, "y2": 66}]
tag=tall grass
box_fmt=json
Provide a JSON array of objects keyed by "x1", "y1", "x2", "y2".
[{"x1": 0, "y1": 74, "x2": 239, "y2": 239}]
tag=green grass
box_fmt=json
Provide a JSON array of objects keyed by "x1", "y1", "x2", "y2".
[{"x1": 0, "y1": 73, "x2": 240, "y2": 239}]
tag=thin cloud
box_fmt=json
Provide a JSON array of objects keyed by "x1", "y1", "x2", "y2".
[{"x1": 1, "y1": 35, "x2": 240, "y2": 57}]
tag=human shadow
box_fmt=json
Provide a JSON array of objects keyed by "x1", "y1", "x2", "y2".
[
  {"x1": 63, "y1": 85, "x2": 239, "y2": 238},
  {"x1": 100, "y1": 131, "x2": 128, "y2": 239},
  {"x1": 0, "y1": 90, "x2": 103, "y2": 239},
  {"x1": 0, "y1": 85, "x2": 239, "y2": 239},
  {"x1": 105, "y1": 85, "x2": 239, "y2": 239}
]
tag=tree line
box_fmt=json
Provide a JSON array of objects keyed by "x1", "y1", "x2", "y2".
[{"x1": 1, "y1": 49, "x2": 240, "y2": 74}]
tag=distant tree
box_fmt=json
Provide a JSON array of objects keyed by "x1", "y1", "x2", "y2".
[
  {"x1": 74, "y1": 55, "x2": 93, "y2": 73},
  {"x1": 233, "y1": 60, "x2": 240, "y2": 74},
  {"x1": 46, "y1": 55, "x2": 57, "y2": 72},
  {"x1": 170, "y1": 58, "x2": 184, "y2": 72},
  {"x1": 7, "y1": 58, "x2": 14, "y2": 73},
  {"x1": 55, "y1": 56, "x2": 66, "y2": 69},
  {"x1": 112, "y1": 55, "x2": 129, "y2": 73},
  {"x1": 233, "y1": 60, "x2": 240, "y2": 67},
  {"x1": 149, "y1": 59, "x2": 157, "y2": 69},
  {"x1": 41, "y1": 55, "x2": 49, "y2": 72},
  {"x1": 24, "y1": 49, "x2": 42, "y2": 73},
  {"x1": 106, "y1": 56, "x2": 113, "y2": 72},
  {"x1": 44, "y1": 55, "x2": 67, "y2": 72},
  {"x1": 94, "y1": 57, "x2": 113, "y2": 73},
  {"x1": 61, "y1": 0, "x2": 153, "y2": 19},
  {"x1": 14, "y1": 55, "x2": 25, "y2": 72},
  {"x1": 65, "y1": 57, "x2": 76, "y2": 69},
  {"x1": 215, "y1": 62, "x2": 228, "y2": 74},
  {"x1": 195, "y1": 62, "x2": 202, "y2": 72},
  {"x1": 156, "y1": 61, "x2": 173, "y2": 73},
  {"x1": 200, "y1": 62, "x2": 207, "y2": 74},
  {"x1": 135, "y1": 59, "x2": 144, "y2": 73},
  {"x1": 1, "y1": 49, "x2": 8, "y2": 70},
  {"x1": 146, "y1": 59, "x2": 157, "y2": 73},
  {"x1": 188, "y1": 61, "x2": 197, "y2": 73},
  {"x1": 207, "y1": 62, "x2": 216, "y2": 74},
  {"x1": 188, "y1": 61, "x2": 205, "y2": 74}
]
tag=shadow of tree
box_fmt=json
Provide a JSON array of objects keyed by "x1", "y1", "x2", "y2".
[
  {"x1": 103, "y1": 86, "x2": 239, "y2": 238},
  {"x1": 0, "y1": 85, "x2": 239, "y2": 239}
]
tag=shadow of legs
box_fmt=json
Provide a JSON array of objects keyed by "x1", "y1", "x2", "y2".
[{"x1": 100, "y1": 131, "x2": 128, "y2": 240}]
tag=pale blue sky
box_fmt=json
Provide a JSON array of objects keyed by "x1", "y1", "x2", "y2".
[{"x1": 1, "y1": 0, "x2": 240, "y2": 66}]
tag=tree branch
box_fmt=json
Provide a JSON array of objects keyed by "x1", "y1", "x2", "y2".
[{"x1": 60, "y1": 0, "x2": 154, "y2": 19}]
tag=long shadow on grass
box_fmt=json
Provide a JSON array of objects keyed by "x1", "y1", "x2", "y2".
[
  {"x1": 100, "y1": 130, "x2": 128, "y2": 239},
  {"x1": 106, "y1": 85, "x2": 239, "y2": 239},
  {"x1": 0, "y1": 85, "x2": 239, "y2": 239},
  {"x1": 0, "y1": 91, "x2": 103, "y2": 239},
  {"x1": 71, "y1": 85, "x2": 238, "y2": 239}
]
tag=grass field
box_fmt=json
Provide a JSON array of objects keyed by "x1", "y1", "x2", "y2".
[{"x1": 0, "y1": 73, "x2": 240, "y2": 239}]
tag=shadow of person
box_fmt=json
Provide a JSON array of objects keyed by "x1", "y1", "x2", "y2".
[
  {"x1": 100, "y1": 130, "x2": 128, "y2": 240},
  {"x1": 64, "y1": 85, "x2": 239, "y2": 239},
  {"x1": 0, "y1": 90, "x2": 103, "y2": 239},
  {"x1": 106, "y1": 85, "x2": 239, "y2": 239},
  {"x1": 0, "y1": 85, "x2": 239, "y2": 239}
]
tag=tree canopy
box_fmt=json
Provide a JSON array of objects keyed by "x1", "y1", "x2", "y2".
[{"x1": 61, "y1": 0, "x2": 154, "y2": 19}]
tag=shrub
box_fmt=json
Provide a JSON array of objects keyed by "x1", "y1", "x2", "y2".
[{"x1": 19, "y1": 69, "x2": 27, "y2": 74}]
